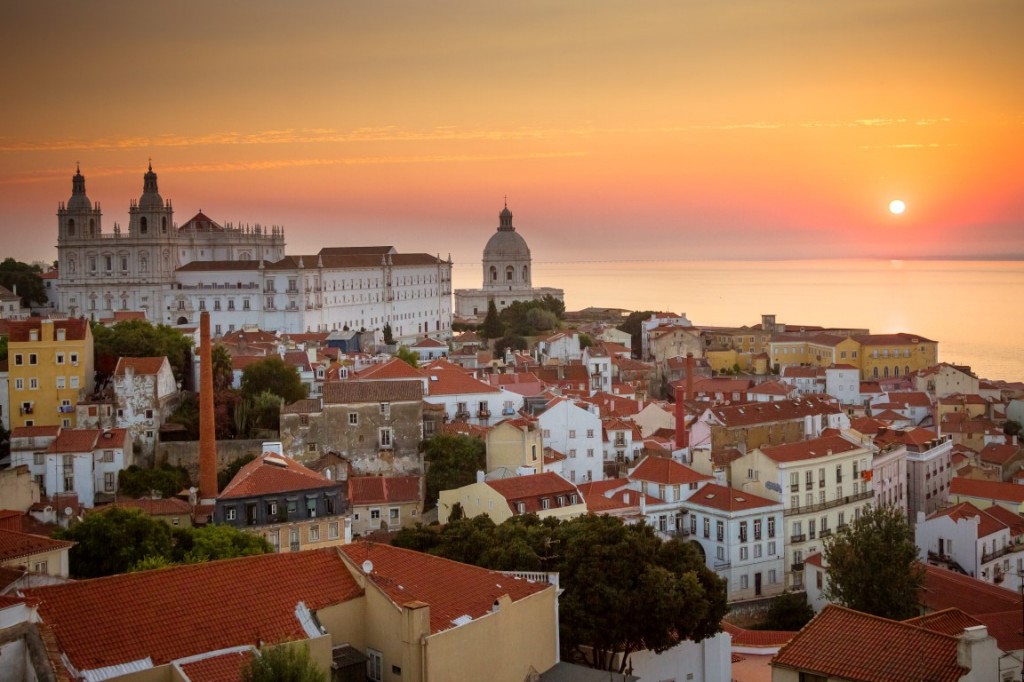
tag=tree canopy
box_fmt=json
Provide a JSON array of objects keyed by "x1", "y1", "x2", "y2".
[
  {"x1": 212, "y1": 344, "x2": 234, "y2": 390},
  {"x1": 421, "y1": 433, "x2": 487, "y2": 510},
  {"x1": 393, "y1": 513, "x2": 727, "y2": 672},
  {"x1": 118, "y1": 464, "x2": 191, "y2": 499},
  {"x1": 0, "y1": 257, "x2": 47, "y2": 307},
  {"x1": 240, "y1": 356, "x2": 307, "y2": 403},
  {"x1": 822, "y1": 504, "x2": 924, "y2": 620},
  {"x1": 56, "y1": 506, "x2": 274, "y2": 578},
  {"x1": 480, "y1": 299, "x2": 504, "y2": 339},
  {"x1": 499, "y1": 298, "x2": 566, "y2": 337},
  {"x1": 91, "y1": 319, "x2": 193, "y2": 383},
  {"x1": 242, "y1": 643, "x2": 326, "y2": 682},
  {"x1": 394, "y1": 345, "x2": 419, "y2": 368}
]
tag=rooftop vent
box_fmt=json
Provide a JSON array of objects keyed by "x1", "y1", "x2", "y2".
[{"x1": 265, "y1": 456, "x2": 289, "y2": 468}]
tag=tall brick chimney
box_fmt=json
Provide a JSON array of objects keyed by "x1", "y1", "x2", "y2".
[{"x1": 198, "y1": 311, "x2": 218, "y2": 503}]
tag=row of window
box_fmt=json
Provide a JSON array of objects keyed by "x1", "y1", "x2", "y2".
[
  {"x1": 266, "y1": 522, "x2": 341, "y2": 550},
  {"x1": 698, "y1": 516, "x2": 777, "y2": 542},
  {"x1": 12, "y1": 351, "x2": 80, "y2": 367}
]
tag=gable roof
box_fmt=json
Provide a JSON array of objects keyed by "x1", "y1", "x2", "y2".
[
  {"x1": 7, "y1": 318, "x2": 90, "y2": 343},
  {"x1": 629, "y1": 455, "x2": 712, "y2": 485},
  {"x1": 705, "y1": 396, "x2": 841, "y2": 428},
  {"x1": 110, "y1": 497, "x2": 192, "y2": 516},
  {"x1": 771, "y1": 604, "x2": 966, "y2": 682},
  {"x1": 687, "y1": 483, "x2": 780, "y2": 512},
  {"x1": 485, "y1": 472, "x2": 580, "y2": 513},
  {"x1": 340, "y1": 543, "x2": 550, "y2": 635},
  {"x1": 25, "y1": 550, "x2": 363, "y2": 674},
  {"x1": 0, "y1": 528, "x2": 74, "y2": 564},
  {"x1": 925, "y1": 501, "x2": 1007, "y2": 538},
  {"x1": 949, "y1": 477, "x2": 1024, "y2": 504},
  {"x1": 354, "y1": 358, "x2": 424, "y2": 381},
  {"x1": 218, "y1": 454, "x2": 337, "y2": 499},
  {"x1": 113, "y1": 356, "x2": 168, "y2": 376}
]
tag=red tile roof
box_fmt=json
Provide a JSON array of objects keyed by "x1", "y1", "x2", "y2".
[
  {"x1": 424, "y1": 363, "x2": 500, "y2": 396},
  {"x1": 759, "y1": 434, "x2": 862, "y2": 463},
  {"x1": 629, "y1": 455, "x2": 712, "y2": 485},
  {"x1": 949, "y1": 477, "x2": 1024, "y2": 504},
  {"x1": 340, "y1": 543, "x2": 551, "y2": 634},
  {"x1": 410, "y1": 336, "x2": 447, "y2": 348},
  {"x1": 721, "y1": 621, "x2": 794, "y2": 648},
  {"x1": 884, "y1": 391, "x2": 933, "y2": 408},
  {"x1": 705, "y1": 396, "x2": 841, "y2": 428},
  {"x1": 219, "y1": 454, "x2": 337, "y2": 499},
  {"x1": 323, "y1": 379, "x2": 422, "y2": 403},
  {"x1": 902, "y1": 608, "x2": 983, "y2": 636},
  {"x1": 113, "y1": 357, "x2": 168, "y2": 376},
  {"x1": 7, "y1": 318, "x2": 90, "y2": 342},
  {"x1": 11, "y1": 425, "x2": 61, "y2": 439},
  {"x1": 109, "y1": 497, "x2": 192, "y2": 516},
  {"x1": 486, "y1": 472, "x2": 580, "y2": 513},
  {"x1": 687, "y1": 483, "x2": 780, "y2": 512},
  {"x1": 348, "y1": 476, "x2": 421, "y2": 506},
  {"x1": 771, "y1": 605, "x2": 966, "y2": 682},
  {"x1": 25, "y1": 549, "x2": 363, "y2": 673},
  {"x1": 46, "y1": 429, "x2": 99, "y2": 453},
  {"x1": 853, "y1": 333, "x2": 936, "y2": 346},
  {"x1": 979, "y1": 443, "x2": 1020, "y2": 466},
  {"x1": 920, "y1": 563, "x2": 1023, "y2": 616},
  {"x1": 355, "y1": 358, "x2": 424, "y2": 380},
  {"x1": 925, "y1": 501, "x2": 1007, "y2": 538},
  {"x1": 0, "y1": 528, "x2": 74, "y2": 564}
]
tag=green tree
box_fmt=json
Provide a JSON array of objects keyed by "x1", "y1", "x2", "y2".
[
  {"x1": 1004, "y1": 419, "x2": 1022, "y2": 437},
  {"x1": 480, "y1": 299, "x2": 505, "y2": 339},
  {"x1": 242, "y1": 643, "x2": 326, "y2": 682},
  {"x1": 392, "y1": 522, "x2": 443, "y2": 554},
  {"x1": 822, "y1": 504, "x2": 924, "y2": 620},
  {"x1": 0, "y1": 335, "x2": 7, "y2": 361},
  {"x1": 167, "y1": 392, "x2": 200, "y2": 439},
  {"x1": 0, "y1": 257, "x2": 47, "y2": 307},
  {"x1": 0, "y1": 424, "x2": 10, "y2": 462},
  {"x1": 540, "y1": 294, "x2": 566, "y2": 319},
  {"x1": 212, "y1": 344, "x2": 234, "y2": 390},
  {"x1": 494, "y1": 334, "x2": 528, "y2": 358},
  {"x1": 56, "y1": 507, "x2": 174, "y2": 578},
  {"x1": 617, "y1": 311, "x2": 656, "y2": 356},
  {"x1": 382, "y1": 323, "x2": 395, "y2": 345},
  {"x1": 525, "y1": 307, "x2": 558, "y2": 332},
  {"x1": 249, "y1": 390, "x2": 285, "y2": 434},
  {"x1": 578, "y1": 333, "x2": 594, "y2": 350},
  {"x1": 394, "y1": 346, "x2": 419, "y2": 368},
  {"x1": 117, "y1": 464, "x2": 191, "y2": 499},
  {"x1": 761, "y1": 591, "x2": 814, "y2": 631},
  {"x1": 177, "y1": 524, "x2": 273, "y2": 563},
  {"x1": 421, "y1": 433, "x2": 487, "y2": 510},
  {"x1": 131, "y1": 555, "x2": 174, "y2": 572},
  {"x1": 91, "y1": 319, "x2": 193, "y2": 383},
  {"x1": 240, "y1": 356, "x2": 307, "y2": 404},
  {"x1": 219, "y1": 453, "x2": 258, "y2": 491}
]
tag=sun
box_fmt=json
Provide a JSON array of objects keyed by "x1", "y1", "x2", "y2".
[{"x1": 889, "y1": 199, "x2": 906, "y2": 215}]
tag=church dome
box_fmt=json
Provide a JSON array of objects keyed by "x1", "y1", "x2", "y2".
[
  {"x1": 66, "y1": 167, "x2": 92, "y2": 211},
  {"x1": 138, "y1": 163, "x2": 164, "y2": 210},
  {"x1": 483, "y1": 205, "x2": 531, "y2": 262}
]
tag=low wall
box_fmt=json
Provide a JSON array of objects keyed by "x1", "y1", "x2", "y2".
[{"x1": 155, "y1": 439, "x2": 266, "y2": 481}]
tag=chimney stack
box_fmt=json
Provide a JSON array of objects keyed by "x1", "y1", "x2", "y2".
[
  {"x1": 674, "y1": 382, "x2": 688, "y2": 451},
  {"x1": 198, "y1": 311, "x2": 218, "y2": 503}
]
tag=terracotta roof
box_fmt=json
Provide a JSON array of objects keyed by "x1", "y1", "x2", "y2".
[
  {"x1": 949, "y1": 477, "x2": 1024, "y2": 504},
  {"x1": 925, "y1": 501, "x2": 1007, "y2": 538},
  {"x1": 690, "y1": 377, "x2": 752, "y2": 395},
  {"x1": 852, "y1": 333, "x2": 937, "y2": 346},
  {"x1": 0, "y1": 528, "x2": 74, "y2": 563},
  {"x1": 759, "y1": 434, "x2": 862, "y2": 464},
  {"x1": 771, "y1": 605, "x2": 966, "y2": 682},
  {"x1": 629, "y1": 456, "x2": 712, "y2": 485},
  {"x1": 7, "y1": 318, "x2": 89, "y2": 343},
  {"x1": 748, "y1": 380, "x2": 794, "y2": 396},
  {"x1": 486, "y1": 472, "x2": 580, "y2": 513},
  {"x1": 348, "y1": 476, "x2": 421, "y2": 505},
  {"x1": 687, "y1": 483, "x2": 780, "y2": 512},
  {"x1": 340, "y1": 543, "x2": 550, "y2": 635},
  {"x1": 219, "y1": 454, "x2": 337, "y2": 499},
  {"x1": 46, "y1": 429, "x2": 99, "y2": 453},
  {"x1": 902, "y1": 608, "x2": 983, "y2": 636},
  {"x1": 0, "y1": 509, "x2": 23, "y2": 532},
  {"x1": 282, "y1": 350, "x2": 312, "y2": 372},
  {"x1": 410, "y1": 336, "x2": 447, "y2": 348},
  {"x1": 705, "y1": 396, "x2": 841, "y2": 428},
  {"x1": 26, "y1": 549, "x2": 363, "y2": 673},
  {"x1": 177, "y1": 649, "x2": 253, "y2": 682},
  {"x1": 281, "y1": 398, "x2": 323, "y2": 415},
  {"x1": 110, "y1": 497, "x2": 192, "y2": 516},
  {"x1": 883, "y1": 391, "x2": 933, "y2": 408},
  {"x1": 113, "y1": 356, "x2": 168, "y2": 376},
  {"x1": 979, "y1": 443, "x2": 1020, "y2": 466},
  {"x1": 721, "y1": 621, "x2": 794, "y2": 648},
  {"x1": 424, "y1": 363, "x2": 501, "y2": 396},
  {"x1": 323, "y1": 379, "x2": 422, "y2": 403},
  {"x1": 873, "y1": 426, "x2": 940, "y2": 448},
  {"x1": 920, "y1": 563, "x2": 1023, "y2": 616},
  {"x1": 979, "y1": 504, "x2": 1024, "y2": 536},
  {"x1": 781, "y1": 366, "x2": 821, "y2": 379},
  {"x1": 354, "y1": 358, "x2": 424, "y2": 381}
]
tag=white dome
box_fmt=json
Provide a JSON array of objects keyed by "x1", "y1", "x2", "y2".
[{"x1": 484, "y1": 228, "x2": 531, "y2": 262}]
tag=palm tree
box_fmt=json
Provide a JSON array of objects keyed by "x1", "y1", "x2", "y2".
[{"x1": 211, "y1": 345, "x2": 234, "y2": 391}]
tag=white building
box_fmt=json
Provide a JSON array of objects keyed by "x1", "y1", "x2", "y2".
[
  {"x1": 729, "y1": 432, "x2": 874, "y2": 590},
  {"x1": 916, "y1": 501, "x2": 1024, "y2": 592},
  {"x1": 535, "y1": 396, "x2": 604, "y2": 484},
  {"x1": 825, "y1": 364, "x2": 861, "y2": 405},
  {"x1": 686, "y1": 483, "x2": 786, "y2": 601},
  {"x1": 10, "y1": 428, "x2": 128, "y2": 507},
  {"x1": 874, "y1": 426, "x2": 953, "y2": 519},
  {"x1": 54, "y1": 166, "x2": 452, "y2": 341},
  {"x1": 453, "y1": 204, "x2": 564, "y2": 319},
  {"x1": 537, "y1": 332, "x2": 582, "y2": 364}
]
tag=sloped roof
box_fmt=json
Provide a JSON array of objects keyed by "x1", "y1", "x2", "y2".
[
  {"x1": 46, "y1": 429, "x2": 100, "y2": 453},
  {"x1": 629, "y1": 455, "x2": 712, "y2": 485},
  {"x1": 424, "y1": 363, "x2": 500, "y2": 396},
  {"x1": 219, "y1": 454, "x2": 337, "y2": 499},
  {"x1": 705, "y1": 396, "x2": 840, "y2": 428},
  {"x1": 323, "y1": 379, "x2": 422, "y2": 404},
  {"x1": 110, "y1": 497, "x2": 192, "y2": 516},
  {"x1": 920, "y1": 563, "x2": 1023, "y2": 616},
  {"x1": 687, "y1": 483, "x2": 780, "y2": 512},
  {"x1": 721, "y1": 621, "x2": 794, "y2": 648},
  {"x1": 771, "y1": 605, "x2": 966, "y2": 682},
  {"x1": 355, "y1": 358, "x2": 424, "y2": 381},
  {"x1": 0, "y1": 528, "x2": 74, "y2": 563},
  {"x1": 177, "y1": 649, "x2": 253, "y2": 682},
  {"x1": 902, "y1": 608, "x2": 983, "y2": 636},
  {"x1": 25, "y1": 550, "x2": 363, "y2": 674},
  {"x1": 7, "y1": 318, "x2": 89, "y2": 343},
  {"x1": 348, "y1": 476, "x2": 421, "y2": 505},
  {"x1": 979, "y1": 443, "x2": 1020, "y2": 466},
  {"x1": 11, "y1": 425, "x2": 61, "y2": 439},
  {"x1": 759, "y1": 434, "x2": 861, "y2": 464},
  {"x1": 113, "y1": 356, "x2": 168, "y2": 376},
  {"x1": 341, "y1": 543, "x2": 550, "y2": 635},
  {"x1": 949, "y1": 477, "x2": 1024, "y2": 504},
  {"x1": 486, "y1": 472, "x2": 580, "y2": 513},
  {"x1": 852, "y1": 333, "x2": 937, "y2": 346},
  {"x1": 925, "y1": 501, "x2": 1006, "y2": 538}
]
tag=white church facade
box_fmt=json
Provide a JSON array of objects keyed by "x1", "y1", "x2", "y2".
[
  {"x1": 453, "y1": 204, "x2": 564, "y2": 319},
  {"x1": 55, "y1": 166, "x2": 453, "y2": 341}
]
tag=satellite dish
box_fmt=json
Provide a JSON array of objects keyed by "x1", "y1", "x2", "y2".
[
  {"x1": 361, "y1": 560, "x2": 374, "y2": 574},
  {"x1": 63, "y1": 506, "x2": 74, "y2": 517}
]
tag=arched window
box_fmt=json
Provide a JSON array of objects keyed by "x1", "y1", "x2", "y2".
[
  {"x1": 883, "y1": 366, "x2": 889, "y2": 378},
  {"x1": 872, "y1": 367, "x2": 878, "y2": 379},
  {"x1": 893, "y1": 366, "x2": 900, "y2": 377},
  {"x1": 68, "y1": 219, "x2": 75, "y2": 236},
  {"x1": 140, "y1": 217, "x2": 148, "y2": 234},
  {"x1": 905, "y1": 365, "x2": 910, "y2": 376},
  {"x1": 506, "y1": 266, "x2": 514, "y2": 281},
  {"x1": 490, "y1": 266, "x2": 498, "y2": 281}
]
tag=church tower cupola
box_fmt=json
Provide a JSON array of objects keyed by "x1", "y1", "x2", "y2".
[
  {"x1": 129, "y1": 162, "x2": 173, "y2": 239},
  {"x1": 139, "y1": 162, "x2": 164, "y2": 210},
  {"x1": 498, "y1": 201, "x2": 514, "y2": 231},
  {"x1": 67, "y1": 164, "x2": 91, "y2": 211}
]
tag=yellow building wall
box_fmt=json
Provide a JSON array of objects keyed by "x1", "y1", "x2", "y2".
[
  {"x1": 858, "y1": 341, "x2": 938, "y2": 381},
  {"x1": 706, "y1": 349, "x2": 738, "y2": 373},
  {"x1": 9, "y1": 321, "x2": 94, "y2": 428},
  {"x1": 486, "y1": 423, "x2": 544, "y2": 474},
  {"x1": 0, "y1": 465, "x2": 41, "y2": 512},
  {"x1": 438, "y1": 482, "x2": 511, "y2": 524}
]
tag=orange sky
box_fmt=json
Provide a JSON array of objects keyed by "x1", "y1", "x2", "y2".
[{"x1": 1, "y1": 1, "x2": 1022, "y2": 265}]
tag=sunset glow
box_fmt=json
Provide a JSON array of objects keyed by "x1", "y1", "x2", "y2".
[{"x1": 1, "y1": 1, "x2": 1022, "y2": 264}]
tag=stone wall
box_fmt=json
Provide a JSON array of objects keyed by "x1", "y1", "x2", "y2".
[{"x1": 155, "y1": 439, "x2": 266, "y2": 482}]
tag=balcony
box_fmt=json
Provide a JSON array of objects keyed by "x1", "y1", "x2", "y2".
[
  {"x1": 714, "y1": 560, "x2": 731, "y2": 570},
  {"x1": 790, "y1": 534, "x2": 806, "y2": 543},
  {"x1": 982, "y1": 544, "x2": 1018, "y2": 564},
  {"x1": 290, "y1": 542, "x2": 300, "y2": 552},
  {"x1": 784, "y1": 490, "x2": 873, "y2": 517},
  {"x1": 791, "y1": 561, "x2": 805, "y2": 572},
  {"x1": 477, "y1": 408, "x2": 491, "y2": 419}
]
